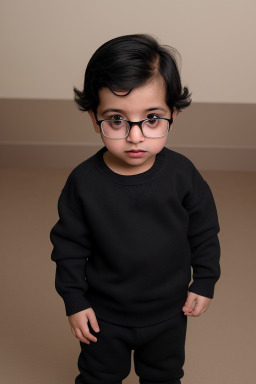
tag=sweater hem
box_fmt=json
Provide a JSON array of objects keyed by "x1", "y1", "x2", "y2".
[{"x1": 87, "y1": 291, "x2": 188, "y2": 327}]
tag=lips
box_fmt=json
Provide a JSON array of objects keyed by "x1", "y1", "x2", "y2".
[{"x1": 126, "y1": 149, "x2": 145, "y2": 152}]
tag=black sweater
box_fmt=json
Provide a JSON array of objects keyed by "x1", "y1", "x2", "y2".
[{"x1": 50, "y1": 146, "x2": 221, "y2": 327}]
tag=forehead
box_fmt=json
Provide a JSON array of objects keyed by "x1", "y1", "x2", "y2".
[{"x1": 97, "y1": 77, "x2": 168, "y2": 115}]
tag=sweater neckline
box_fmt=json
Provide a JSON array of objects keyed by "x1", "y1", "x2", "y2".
[{"x1": 95, "y1": 146, "x2": 166, "y2": 185}]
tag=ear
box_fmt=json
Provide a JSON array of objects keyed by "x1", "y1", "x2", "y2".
[{"x1": 88, "y1": 109, "x2": 101, "y2": 133}]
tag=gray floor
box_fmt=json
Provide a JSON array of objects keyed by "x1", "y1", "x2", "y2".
[{"x1": 0, "y1": 168, "x2": 255, "y2": 384}]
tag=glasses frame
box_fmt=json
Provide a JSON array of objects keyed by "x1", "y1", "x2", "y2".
[{"x1": 93, "y1": 110, "x2": 173, "y2": 139}]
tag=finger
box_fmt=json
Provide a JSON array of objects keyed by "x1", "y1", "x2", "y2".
[
  {"x1": 191, "y1": 304, "x2": 205, "y2": 317},
  {"x1": 81, "y1": 325, "x2": 98, "y2": 343},
  {"x1": 184, "y1": 300, "x2": 205, "y2": 317},
  {"x1": 184, "y1": 310, "x2": 198, "y2": 317},
  {"x1": 183, "y1": 308, "x2": 195, "y2": 316},
  {"x1": 183, "y1": 302, "x2": 196, "y2": 313},
  {"x1": 87, "y1": 312, "x2": 100, "y2": 333},
  {"x1": 75, "y1": 328, "x2": 91, "y2": 344},
  {"x1": 183, "y1": 297, "x2": 196, "y2": 313}
]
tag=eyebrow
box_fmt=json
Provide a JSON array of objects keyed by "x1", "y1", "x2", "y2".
[{"x1": 101, "y1": 107, "x2": 167, "y2": 116}]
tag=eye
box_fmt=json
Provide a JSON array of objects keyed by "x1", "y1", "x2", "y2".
[
  {"x1": 147, "y1": 113, "x2": 159, "y2": 119},
  {"x1": 107, "y1": 115, "x2": 124, "y2": 127},
  {"x1": 146, "y1": 114, "x2": 160, "y2": 125},
  {"x1": 109, "y1": 114, "x2": 123, "y2": 120}
]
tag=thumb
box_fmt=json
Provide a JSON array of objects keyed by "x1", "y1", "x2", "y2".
[{"x1": 87, "y1": 310, "x2": 100, "y2": 333}]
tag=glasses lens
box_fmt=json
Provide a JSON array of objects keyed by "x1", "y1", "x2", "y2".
[
  {"x1": 142, "y1": 118, "x2": 169, "y2": 138},
  {"x1": 102, "y1": 120, "x2": 128, "y2": 138}
]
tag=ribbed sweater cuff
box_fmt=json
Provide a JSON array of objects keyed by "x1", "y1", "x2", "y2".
[
  {"x1": 62, "y1": 295, "x2": 92, "y2": 316},
  {"x1": 188, "y1": 279, "x2": 218, "y2": 299}
]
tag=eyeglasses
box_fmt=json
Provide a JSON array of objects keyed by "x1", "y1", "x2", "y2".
[{"x1": 94, "y1": 111, "x2": 173, "y2": 139}]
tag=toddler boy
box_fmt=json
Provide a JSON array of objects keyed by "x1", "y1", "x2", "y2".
[{"x1": 50, "y1": 34, "x2": 221, "y2": 384}]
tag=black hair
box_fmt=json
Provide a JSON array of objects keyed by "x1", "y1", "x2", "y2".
[{"x1": 73, "y1": 34, "x2": 191, "y2": 114}]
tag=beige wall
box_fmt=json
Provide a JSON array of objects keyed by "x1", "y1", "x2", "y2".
[
  {"x1": 1, "y1": 0, "x2": 256, "y2": 169},
  {"x1": 1, "y1": 0, "x2": 256, "y2": 103}
]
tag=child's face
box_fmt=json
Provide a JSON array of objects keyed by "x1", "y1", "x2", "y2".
[{"x1": 88, "y1": 77, "x2": 177, "y2": 174}]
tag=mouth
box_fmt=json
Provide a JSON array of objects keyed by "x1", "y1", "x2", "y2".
[{"x1": 126, "y1": 149, "x2": 146, "y2": 153}]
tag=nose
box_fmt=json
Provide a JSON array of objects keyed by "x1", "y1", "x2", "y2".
[{"x1": 126, "y1": 123, "x2": 145, "y2": 143}]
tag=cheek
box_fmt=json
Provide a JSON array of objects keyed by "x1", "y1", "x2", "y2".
[
  {"x1": 149, "y1": 136, "x2": 168, "y2": 152},
  {"x1": 101, "y1": 138, "x2": 125, "y2": 152}
]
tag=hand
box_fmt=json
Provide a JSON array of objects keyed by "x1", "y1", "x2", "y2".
[
  {"x1": 68, "y1": 307, "x2": 100, "y2": 344},
  {"x1": 182, "y1": 291, "x2": 212, "y2": 317}
]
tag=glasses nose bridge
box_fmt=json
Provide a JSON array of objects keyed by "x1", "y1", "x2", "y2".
[{"x1": 128, "y1": 120, "x2": 144, "y2": 135}]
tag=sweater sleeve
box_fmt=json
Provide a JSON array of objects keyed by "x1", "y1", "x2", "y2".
[
  {"x1": 50, "y1": 180, "x2": 92, "y2": 316},
  {"x1": 186, "y1": 179, "x2": 221, "y2": 299}
]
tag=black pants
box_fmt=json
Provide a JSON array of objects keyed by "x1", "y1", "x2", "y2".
[{"x1": 75, "y1": 311, "x2": 187, "y2": 384}]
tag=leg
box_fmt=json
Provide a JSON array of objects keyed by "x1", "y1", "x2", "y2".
[
  {"x1": 133, "y1": 312, "x2": 187, "y2": 384},
  {"x1": 75, "y1": 318, "x2": 132, "y2": 384}
]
